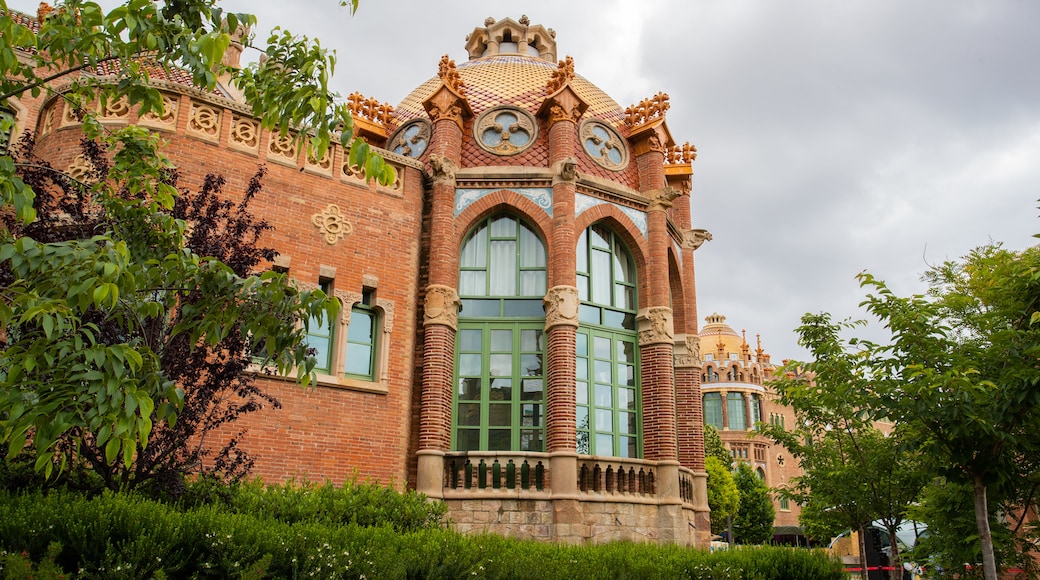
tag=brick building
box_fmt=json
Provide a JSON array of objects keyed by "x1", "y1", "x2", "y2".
[{"x1": 6, "y1": 12, "x2": 716, "y2": 546}]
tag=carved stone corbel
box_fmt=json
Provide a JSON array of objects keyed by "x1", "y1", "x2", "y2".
[
  {"x1": 673, "y1": 334, "x2": 702, "y2": 368},
  {"x1": 646, "y1": 186, "x2": 681, "y2": 211},
  {"x1": 423, "y1": 284, "x2": 461, "y2": 330},
  {"x1": 551, "y1": 157, "x2": 578, "y2": 184},
  {"x1": 543, "y1": 286, "x2": 579, "y2": 330},
  {"x1": 682, "y1": 228, "x2": 713, "y2": 251},
  {"x1": 427, "y1": 154, "x2": 457, "y2": 186},
  {"x1": 637, "y1": 306, "x2": 674, "y2": 346}
]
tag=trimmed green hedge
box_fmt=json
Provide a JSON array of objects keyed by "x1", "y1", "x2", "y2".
[{"x1": 0, "y1": 488, "x2": 843, "y2": 579}]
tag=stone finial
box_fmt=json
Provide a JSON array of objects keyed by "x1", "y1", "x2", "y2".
[
  {"x1": 485, "y1": 17, "x2": 496, "y2": 26},
  {"x1": 545, "y1": 55, "x2": 576, "y2": 95},
  {"x1": 625, "y1": 92, "x2": 670, "y2": 127},
  {"x1": 519, "y1": 15, "x2": 530, "y2": 25},
  {"x1": 347, "y1": 92, "x2": 395, "y2": 126},
  {"x1": 438, "y1": 54, "x2": 467, "y2": 96},
  {"x1": 682, "y1": 228, "x2": 712, "y2": 250}
]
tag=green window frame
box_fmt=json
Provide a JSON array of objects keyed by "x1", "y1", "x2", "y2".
[
  {"x1": 344, "y1": 302, "x2": 377, "y2": 380},
  {"x1": 703, "y1": 393, "x2": 723, "y2": 430},
  {"x1": 727, "y1": 392, "x2": 747, "y2": 430},
  {"x1": 575, "y1": 223, "x2": 641, "y2": 458},
  {"x1": 453, "y1": 213, "x2": 547, "y2": 452},
  {"x1": 304, "y1": 280, "x2": 334, "y2": 374},
  {"x1": 779, "y1": 496, "x2": 790, "y2": 511},
  {"x1": 749, "y1": 394, "x2": 762, "y2": 426}
]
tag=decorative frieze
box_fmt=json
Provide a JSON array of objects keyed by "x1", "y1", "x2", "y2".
[
  {"x1": 423, "y1": 285, "x2": 461, "y2": 330},
  {"x1": 98, "y1": 94, "x2": 130, "y2": 122},
  {"x1": 228, "y1": 114, "x2": 260, "y2": 152},
  {"x1": 543, "y1": 286, "x2": 580, "y2": 330},
  {"x1": 138, "y1": 93, "x2": 178, "y2": 131},
  {"x1": 186, "y1": 101, "x2": 221, "y2": 141},
  {"x1": 66, "y1": 154, "x2": 97, "y2": 184},
  {"x1": 304, "y1": 138, "x2": 334, "y2": 176},
  {"x1": 311, "y1": 204, "x2": 353, "y2": 245},
  {"x1": 267, "y1": 129, "x2": 298, "y2": 165}
]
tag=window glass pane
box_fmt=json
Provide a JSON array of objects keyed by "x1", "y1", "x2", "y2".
[
  {"x1": 519, "y1": 270, "x2": 546, "y2": 296},
  {"x1": 521, "y1": 329, "x2": 543, "y2": 352},
  {"x1": 489, "y1": 378, "x2": 511, "y2": 400},
  {"x1": 727, "y1": 393, "x2": 747, "y2": 430},
  {"x1": 344, "y1": 345, "x2": 372, "y2": 375},
  {"x1": 459, "y1": 271, "x2": 486, "y2": 296},
  {"x1": 704, "y1": 393, "x2": 723, "y2": 429},
  {"x1": 521, "y1": 404, "x2": 542, "y2": 427},
  {"x1": 613, "y1": 240, "x2": 634, "y2": 283},
  {"x1": 459, "y1": 353, "x2": 482, "y2": 376},
  {"x1": 594, "y1": 336, "x2": 611, "y2": 359},
  {"x1": 489, "y1": 404, "x2": 512, "y2": 426},
  {"x1": 595, "y1": 409, "x2": 613, "y2": 431},
  {"x1": 614, "y1": 284, "x2": 635, "y2": 310},
  {"x1": 590, "y1": 225, "x2": 609, "y2": 249},
  {"x1": 488, "y1": 240, "x2": 516, "y2": 295},
  {"x1": 602, "y1": 309, "x2": 629, "y2": 329},
  {"x1": 576, "y1": 382, "x2": 588, "y2": 404},
  {"x1": 457, "y1": 403, "x2": 480, "y2": 426},
  {"x1": 502, "y1": 299, "x2": 543, "y2": 317},
  {"x1": 489, "y1": 215, "x2": 516, "y2": 237},
  {"x1": 577, "y1": 275, "x2": 589, "y2": 301},
  {"x1": 618, "y1": 364, "x2": 635, "y2": 386},
  {"x1": 577, "y1": 432, "x2": 590, "y2": 455},
  {"x1": 596, "y1": 433, "x2": 614, "y2": 455},
  {"x1": 595, "y1": 383, "x2": 612, "y2": 407},
  {"x1": 578, "y1": 304, "x2": 600, "y2": 324},
  {"x1": 521, "y1": 379, "x2": 542, "y2": 400},
  {"x1": 616, "y1": 340, "x2": 635, "y2": 364},
  {"x1": 490, "y1": 329, "x2": 512, "y2": 351},
  {"x1": 619, "y1": 387, "x2": 636, "y2": 410},
  {"x1": 576, "y1": 361, "x2": 588, "y2": 380},
  {"x1": 348, "y1": 310, "x2": 373, "y2": 342},
  {"x1": 576, "y1": 333, "x2": 588, "y2": 356},
  {"x1": 594, "y1": 360, "x2": 611, "y2": 383},
  {"x1": 576, "y1": 231, "x2": 588, "y2": 272},
  {"x1": 460, "y1": 226, "x2": 487, "y2": 268},
  {"x1": 520, "y1": 430, "x2": 542, "y2": 452},
  {"x1": 307, "y1": 335, "x2": 331, "y2": 372},
  {"x1": 520, "y1": 354, "x2": 542, "y2": 376},
  {"x1": 519, "y1": 227, "x2": 545, "y2": 267},
  {"x1": 456, "y1": 429, "x2": 480, "y2": 451},
  {"x1": 591, "y1": 249, "x2": 611, "y2": 304},
  {"x1": 620, "y1": 436, "x2": 637, "y2": 458},
  {"x1": 619, "y1": 411, "x2": 636, "y2": 434},
  {"x1": 460, "y1": 299, "x2": 500, "y2": 317},
  {"x1": 576, "y1": 405, "x2": 589, "y2": 430},
  {"x1": 489, "y1": 354, "x2": 512, "y2": 376},
  {"x1": 459, "y1": 329, "x2": 481, "y2": 352},
  {"x1": 458, "y1": 378, "x2": 481, "y2": 400},
  {"x1": 488, "y1": 429, "x2": 511, "y2": 451}
]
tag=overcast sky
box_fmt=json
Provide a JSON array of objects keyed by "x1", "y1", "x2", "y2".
[{"x1": 13, "y1": 0, "x2": 1040, "y2": 361}]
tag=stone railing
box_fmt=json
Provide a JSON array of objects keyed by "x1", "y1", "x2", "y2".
[
  {"x1": 577, "y1": 456, "x2": 656, "y2": 499},
  {"x1": 443, "y1": 452, "x2": 550, "y2": 493}
]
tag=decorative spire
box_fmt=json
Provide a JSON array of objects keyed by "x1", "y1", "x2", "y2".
[
  {"x1": 346, "y1": 92, "x2": 395, "y2": 126},
  {"x1": 545, "y1": 55, "x2": 575, "y2": 94},
  {"x1": 756, "y1": 333, "x2": 765, "y2": 359},
  {"x1": 741, "y1": 329, "x2": 750, "y2": 360},
  {"x1": 716, "y1": 328, "x2": 725, "y2": 358},
  {"x1": 665, "y1": 142, "x2": 697, "y2": 165},
  {"x1": 437, "y1": 54, "x2": 467, "y2": 96}
]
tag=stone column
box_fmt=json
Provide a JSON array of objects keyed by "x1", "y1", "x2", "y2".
[{"x1": 416, "y1": 70, "x2": 471, "y2": 498}]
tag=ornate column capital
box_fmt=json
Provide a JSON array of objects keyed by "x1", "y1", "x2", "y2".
[
  {"x1": 550, "y1": 157, "x2": 578, "y2": 185},
  {"x1": 646, "y1": 186, "x2": 681, "y2": 211},
  {"x1": 423, "y1": 284, "x2": 461, "y2": 330},
  {"x1": 544, "y1": 285, "x2": 580, "y2": 330},
  {"x1": 427, "y1": 154, "x2": 458, "y2": 186},
  {"x1": 637, "y1": 306, "x2": 674, "y2": 346},
  {"x1": 681, "y1": 228, "x2": 713, "y2": 250},
  {"x1": 673, "y1": 334, "x2": 702, "y2": 368}
]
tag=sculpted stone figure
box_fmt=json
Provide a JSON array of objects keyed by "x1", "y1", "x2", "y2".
[
  {"x1": 427, "y1": 154, "x2": 457, "y2": 185},
  {"x1": 544, "y1": 286, "x2": 579, "y2": 329}
]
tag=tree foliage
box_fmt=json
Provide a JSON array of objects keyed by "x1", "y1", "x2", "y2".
[
  {"x1": 732, "y1": 462, "x2": 775, "y2": 544},
  {"x1": 0, "y1": 0, "x2": 395, "y2": 484},
  {"x1": 705, "y1": 456, "x2": 739, "y2": 536}
]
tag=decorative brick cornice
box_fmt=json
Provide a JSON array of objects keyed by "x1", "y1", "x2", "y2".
[
  {"x1": 637, "y1": 306, "x2": 674, "y2": 346},
  {"x1": 544, "y1": 286, "x2": 580, "y2": 330},
  {"x1": 427, "y1": 154, "x2": 457, "y2": 186},
  {"x1": 423, "y1": 285, "x2": 461, "y2": 330}
]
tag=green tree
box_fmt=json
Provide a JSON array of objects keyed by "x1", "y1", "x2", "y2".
[
  {"x1": 705, "y1": 455, "x2": 739, "y2": 536},
  {"x1": 0, "y1": 0, "x2": 388, "y2": 481},
  {"x1": 733, "y1": 462, "x2": 775, "y2": 544},
  {"x1": 703, "y1": 424, "x2": 731, "y2": 465}
]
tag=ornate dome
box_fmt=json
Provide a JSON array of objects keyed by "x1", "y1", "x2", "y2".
[{"x1": 699, "y1": 313, "x2": 746, "y2": 358}]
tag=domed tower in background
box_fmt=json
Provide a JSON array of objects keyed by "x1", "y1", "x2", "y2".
[{"x1": 699, "y1": 313, "x2": 803, "y2": 536}]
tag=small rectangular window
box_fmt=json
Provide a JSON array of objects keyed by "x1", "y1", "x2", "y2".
[
  {"x1": 344, "y1": 304, "x2": 377, "y2": 379},
  {"x1": 304, "y1": 280, "x2": 334, "y2": 374}
]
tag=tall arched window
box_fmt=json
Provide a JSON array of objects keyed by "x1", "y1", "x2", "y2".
[
  {"x1": 454, "y1": 215, "x2": 547, "y2": 452},
  {"x1": 575, "y1": 224, "x2": 640, "y2": 458}
]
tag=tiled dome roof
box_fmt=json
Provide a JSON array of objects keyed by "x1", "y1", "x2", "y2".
[{"x1": 393, "y1": 55, "x2": 626, "y2": 129}]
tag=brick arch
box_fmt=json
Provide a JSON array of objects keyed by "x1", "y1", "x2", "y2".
[
  {"x1": 453, "y1": 189, "x2": 554, "y2": 257},
  {"x1": 574, "y1": 204, "x2": 650, "y2": 308},
  {"x1": 667, "y1": 247, "x2": 688, "y2": 333}
]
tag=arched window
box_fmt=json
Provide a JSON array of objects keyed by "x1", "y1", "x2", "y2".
[
  {"x1": 705, "y1": 366, "x2": 717, "y2": 383},
  {"x1": 575, "y1": 224, "x2": 640, "y2": 458},
  {"x1": 727, "y1": 392, "x2": 747, "y2": 430},
  {"x1": 703, "y1": 393, "x2": 723, "y2": 430},
  {"x1": 454, "y1": 215, "x2": 547, "y2": 452},
  {"x1": 749, "y1": 394, "x2": 762, "y2": 426}
]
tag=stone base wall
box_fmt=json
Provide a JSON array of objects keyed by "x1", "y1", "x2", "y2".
[{"x1": 445, "y1": 497, "x2": 701, "y2": 546}]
